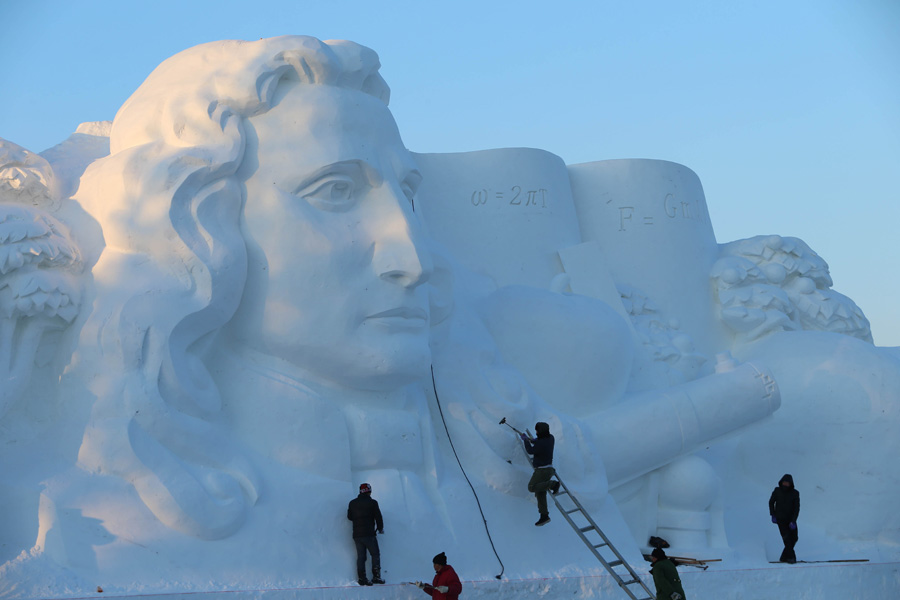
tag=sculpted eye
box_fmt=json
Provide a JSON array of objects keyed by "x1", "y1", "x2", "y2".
[
  {"x1": 401, "y1": 172, "x2": 422, "y2": 206},
  {"x1": 401, "y1": 182, "x2": 415, "y2": 204},
  {"x1": 299, "y1": 175, "x2": 357, "y2": 212}
]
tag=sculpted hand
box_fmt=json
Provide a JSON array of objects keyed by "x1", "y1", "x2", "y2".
[{"x1": 789, "y1": 521, "x2": 797, "y2": 530}]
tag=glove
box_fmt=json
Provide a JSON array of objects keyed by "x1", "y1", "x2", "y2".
[
  {"x1": 436, "y1": 586, "x2": 449, "y2": 593},
  {"x1": 671, "y1": 593, "x2": 683, "y2": 600},
  {"x1": 771, "y1": 515, "x2": 777, "y2": 523},
  {"x1": 789, "y1": 522, "x2": 797, "y2": 530},
  {"x1": 378, "y1": 529, "x2": 384, "y2": 535},
  {"x1": 520, "y1": 433, "x2": 528, "y2": 441},
  {"x1": 414, "y1": 581, "x2": 424, "y2": 588}
]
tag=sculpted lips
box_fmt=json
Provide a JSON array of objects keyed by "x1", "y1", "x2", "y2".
[{"x1": 366, "y1": 307, "x2": 428, "y2": 329}]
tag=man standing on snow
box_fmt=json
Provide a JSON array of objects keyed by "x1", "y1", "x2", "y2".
[
  {"x1": 768, "y1": 473, "x2": 800, "y2": 563},
  {"x1": 649, "y1": 548, "x2": 687, "y2": 600},
  {"x1": 521, "y1": 421, "x2": 560, "y2": 526},
  {"x1": 348, "y1": 483, "x2": 385, "y2": 585},
  {"x1": 414, "y1": 552, "x2": 462, "y2": 599}
]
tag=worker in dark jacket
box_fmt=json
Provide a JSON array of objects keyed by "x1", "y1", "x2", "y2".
[
  {"x1": 650, "y1": 548, "x2": 686, "y2": 600},
  {"x1": 414, "y1": 552, "x2": 462, "y2": 599},
  {"x1": 521, "y1": 421, "x2": 560, "y2": 526},
  {"x1": 768, "y1": 473, "x2": 800, "y2": 563},
  {"x1": 347, "y1": 483, "x2": 384, "y2": 585}
]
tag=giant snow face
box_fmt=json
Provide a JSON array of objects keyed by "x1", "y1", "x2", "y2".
[{"x1": 233, "y1": 82, "x2": 433, "y2": 392}]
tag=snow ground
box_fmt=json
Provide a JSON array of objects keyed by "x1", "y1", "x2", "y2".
[{"x1": 12, "y1": 562, "x2": 897, "y2": 600}]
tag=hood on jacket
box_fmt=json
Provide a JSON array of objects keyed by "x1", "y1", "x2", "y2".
[{"x1": 778, "y1": 473, "x2": 795, "y2": 488}]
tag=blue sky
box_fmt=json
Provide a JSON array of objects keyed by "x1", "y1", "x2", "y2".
[{"x1": 3, "y1": 0, "x2": 899, "y2": 345}]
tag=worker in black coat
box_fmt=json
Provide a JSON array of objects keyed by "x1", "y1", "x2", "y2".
[
  {"x1": 348, "y1": 483, "x2": 385, "y2": 585},
  {"x1": 768, "y1": 473, "x2": 800, "y2": 563},
  {"x1": 522, "y1": 421, "x2": 560, "y2": 527}
]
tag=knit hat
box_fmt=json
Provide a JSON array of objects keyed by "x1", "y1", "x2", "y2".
[
  {"x1": 359, "y1": 483, "x2": 372, "y2": 494},
  {"x1": 432, "y1": 552, "x2": 447, "y2": 566},
  {"x1": 651, "y1": 548, "x2": 667, "y2": 560},
  {"x1": 535, "y1": 422, "x2": 550, "y2": 437}
]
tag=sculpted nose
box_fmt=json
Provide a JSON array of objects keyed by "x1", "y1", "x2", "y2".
[{"x1": 373, "y1": 200, "x2": 433, "y2": 289}]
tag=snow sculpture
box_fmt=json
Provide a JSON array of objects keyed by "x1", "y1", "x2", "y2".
[
  {"x1": 568, "y1": 159, "x2": 729, "y2": 360},
  {"x1": 707, "y1": 235, "x2": 897, "y2": 549},
  {"x1": 0, "y1": 36, "x2": 773, "y2": 589},
  {"x1": 731, "y1": 331, "x2": 900, "y2": 547},
  {"x1": 1, "y1": 34, "x2": 896, "y2": 597},
  {"x1": 617, "y1": 283, "x2": 707, "y2": 391},
  {"x1": 0, "y1": 37, "x2": 476, "y2": 592},
  {"x1": 72, "y1": 35, "x2": 436, "y2": 541},
  {"x1": 413, "y1": 151, "x2": 780, "y2": 554},
  {"x1": 0, "y1": 140, "x2": 85, "y2": 420},
  {"x1": 36, "y1": 32, "x2": 775, "y2": 567},
  {"x1": 712, "y1": 234, "x2": 872, "y2": 343}
]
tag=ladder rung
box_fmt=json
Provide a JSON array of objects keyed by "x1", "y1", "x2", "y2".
[{"x1": 536, "y1": 466, "x2": 650, "y2": 600}]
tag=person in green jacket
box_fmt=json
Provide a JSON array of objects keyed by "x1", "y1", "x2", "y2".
[{"x1": 650, "y1": 548, "x2": 686, "y2": 600}]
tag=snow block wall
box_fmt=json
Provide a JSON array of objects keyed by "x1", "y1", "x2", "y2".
[{"x1": 0, "y1": 35, "x2": 897, "y2": 599}]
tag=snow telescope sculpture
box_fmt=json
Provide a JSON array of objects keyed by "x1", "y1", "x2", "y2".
[{"x1": 0, "y1": 36, "x2": 896, "y2": 596}]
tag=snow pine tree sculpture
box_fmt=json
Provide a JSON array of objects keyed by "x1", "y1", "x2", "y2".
[{"x1": 0, "y1": 140, "x2": 83, "y2": 419}]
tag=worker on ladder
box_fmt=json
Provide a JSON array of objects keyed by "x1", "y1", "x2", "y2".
[{"x1": 521, "y1": 422, "x2": 561, "y2": 526}]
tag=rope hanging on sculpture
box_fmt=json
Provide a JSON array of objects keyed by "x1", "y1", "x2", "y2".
[{"x1": 430, "y1": 365, "x2": 505, "y2": 580}]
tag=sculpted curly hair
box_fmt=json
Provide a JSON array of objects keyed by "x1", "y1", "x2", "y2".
[{"x1": 76, "y1": 36, "x2": 390, "y2": 539}]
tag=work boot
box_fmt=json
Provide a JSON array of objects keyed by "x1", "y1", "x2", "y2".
[
  {"x1": 372, "y1": 576, "x2": 385, "y2": 584},
  {"x1": 550, "y1": 480, "x2": 561, "y2": 495},
  {"x1": 535, "y1": 514, "x2": 551, "y2": 526},
  {"x1": 358, "y1": 578, "x2": 373, "y2": 586}
]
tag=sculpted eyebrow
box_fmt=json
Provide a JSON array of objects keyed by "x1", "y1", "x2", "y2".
[{"x1": 290, "y1": 160, "x2": 381, "y2": 194}]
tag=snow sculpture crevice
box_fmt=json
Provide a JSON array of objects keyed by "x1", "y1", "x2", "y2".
[{"x1": 617, "y1": 283, "x2": 707, "y2": 392}]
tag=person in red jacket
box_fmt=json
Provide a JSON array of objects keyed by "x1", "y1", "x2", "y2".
[{"x1": 414, "y1": 552, "x2": 462, "y2": 599}]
